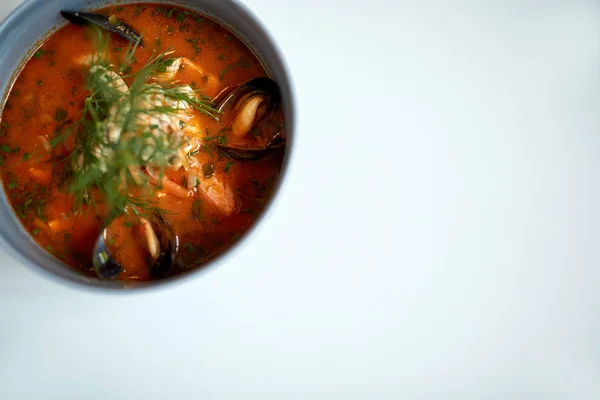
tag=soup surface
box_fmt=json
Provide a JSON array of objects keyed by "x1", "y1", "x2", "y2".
[{"x1": 0, "y1": 4, "x2": 285, "y2": 281}]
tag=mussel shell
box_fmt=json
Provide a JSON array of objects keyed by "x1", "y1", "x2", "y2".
[
  {"x1": 213, "y1": 77, "x2": 284, "y2": 161},
  {"x1": 92, "y1": 213, "x2": 178, "y2": 280},
  {"x1": 215, "y1": 77, "x2": 282, "y2": 116},
  {"x1": 61, "y1": 11, "x2": 143, "y2": 46},
  {"x1": 216, "y1": 137, "x2": 286, "y2": 162},
  {"x1": 147, "y1": 217, "x2": 179, "y2": 280},
  {"x1": 92, "y1": 243, "x2": 122, "y2": 280}
]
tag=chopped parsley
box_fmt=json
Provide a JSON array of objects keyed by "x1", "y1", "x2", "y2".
[
  {"x1": 7, "y1": 179, "x2": 18, "y2": 190},
  {"x1": 203, "y1": 134, "x2": 228, "y2": 146},
  {"x1": 33, "y1": 49, "x2": 45, "y2": 59},
  {"x1": 1, "y1": 144, "x2": 18, "y2": 153},
  {"x1": 54, "y1": 107, "x2": 67, "y2": 122},
  {"x1": 184, "y1": 242, "x2": 195, "y2": 253},
  {"x1": 0, "y1": 121, "x2": 8, "y2": 136},
  {"x1": 219, "y1": 64, "x2": 231, "y2": 82},
  {"x1": 234, "y1": 58, "x2": 251, "y2": 69},
  {"x1": 191, "y1": 200, "x2": 203, "y2": 221}
]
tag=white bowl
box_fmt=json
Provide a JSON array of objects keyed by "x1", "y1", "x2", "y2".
[{"x1": 0, "y1": 0, "x2": 295, "y2": 290}]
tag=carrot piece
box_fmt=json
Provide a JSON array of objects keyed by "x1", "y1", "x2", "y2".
[
  {"x1": 146, "y1": 171, "x2": 191, "y2": 199},
  {"x1": 48, "y1": 219, "x2": 72, "y2": 232},
  {"x1": 29, "y1": 167, "x2": 51, "y2": 183},
  {"x1": 33, "y1": 218, "x2": 52, "y2": 235}
]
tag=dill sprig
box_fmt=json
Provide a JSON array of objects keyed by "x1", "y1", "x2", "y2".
[{"x1": 55, "y1": 28, "x2": 220, "y2": 222}]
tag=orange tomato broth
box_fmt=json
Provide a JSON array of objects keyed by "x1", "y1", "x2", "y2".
[{"x1": 0, "y1": 3, "x2": 285, "y2": 281}]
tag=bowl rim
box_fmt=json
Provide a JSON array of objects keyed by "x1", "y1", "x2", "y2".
[{"x1": 0, "y1": 0, "x2": 296, "y2": 293}]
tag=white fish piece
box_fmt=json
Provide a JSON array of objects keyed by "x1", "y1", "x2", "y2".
[
  {"x1": 154, "y1": 57, "x2": 183, "y2": 83},
  {"x1": 197, "y1": 174, "x2": 237, "y2": 216},
  {"x1": 89, "y1": 65, "x2": 129, "y2": 98},
  {"x1": 87, "y1": 64, "x2": 210, "y2": 175}
]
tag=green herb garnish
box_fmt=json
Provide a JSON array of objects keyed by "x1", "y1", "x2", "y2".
[
  {"x1": 219, "y1": 64, "x2": 231, "y2": 82},
  {"x1": 54, "y1": 28, "x2": 219, "y2": 222},
  {"x1": 55, "y1": 108, "x2": 68, "y2": 122},
  {"x1": 191, "y1": 200, "x2": 203, "y2": 221},
  {"x1": 1, "y1": 144, "x2": 17, "y2": 153},
  {"x1": 184, "y1": 242, "x2": 195, "y2": 253},
  {"x1": 0, "y1": 121, "x2": 8, "y2": 136},
  {"x1": 234, "y1": 58, "x2": 251, "y2": 69}
]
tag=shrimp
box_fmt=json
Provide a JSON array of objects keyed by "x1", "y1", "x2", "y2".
[
  {"x1": 197, "y1": 173, "x2": 237, "y2": 216},
  {"x1": 155, "y1": 57, "x2": 221, "y2": 97}
]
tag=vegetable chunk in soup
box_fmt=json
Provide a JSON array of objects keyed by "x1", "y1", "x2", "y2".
[{"x1": 0, "y1": 4, "x2": 286, "y2": 281}]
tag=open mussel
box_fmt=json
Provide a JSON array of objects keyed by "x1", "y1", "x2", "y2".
[
  {"x1": 214, "y1": 77, "x2": 282, "y2": 116},
  {"x1": 61, "y1": 11, "x2": 143, "y2": 46},
  {"x1": 216, "y1": 137, "x2": 285, "y2": 162},
  {"x1": 92, "y1": 213, "x2": 177, "y2": 280},
  {"x1": 213, "y1": 77, "x2": 286, "y2": 161}
]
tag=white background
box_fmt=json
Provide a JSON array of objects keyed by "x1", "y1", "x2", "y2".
[{"x1": 1, "y1": 0, "x2": 600, "y2": 399}]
